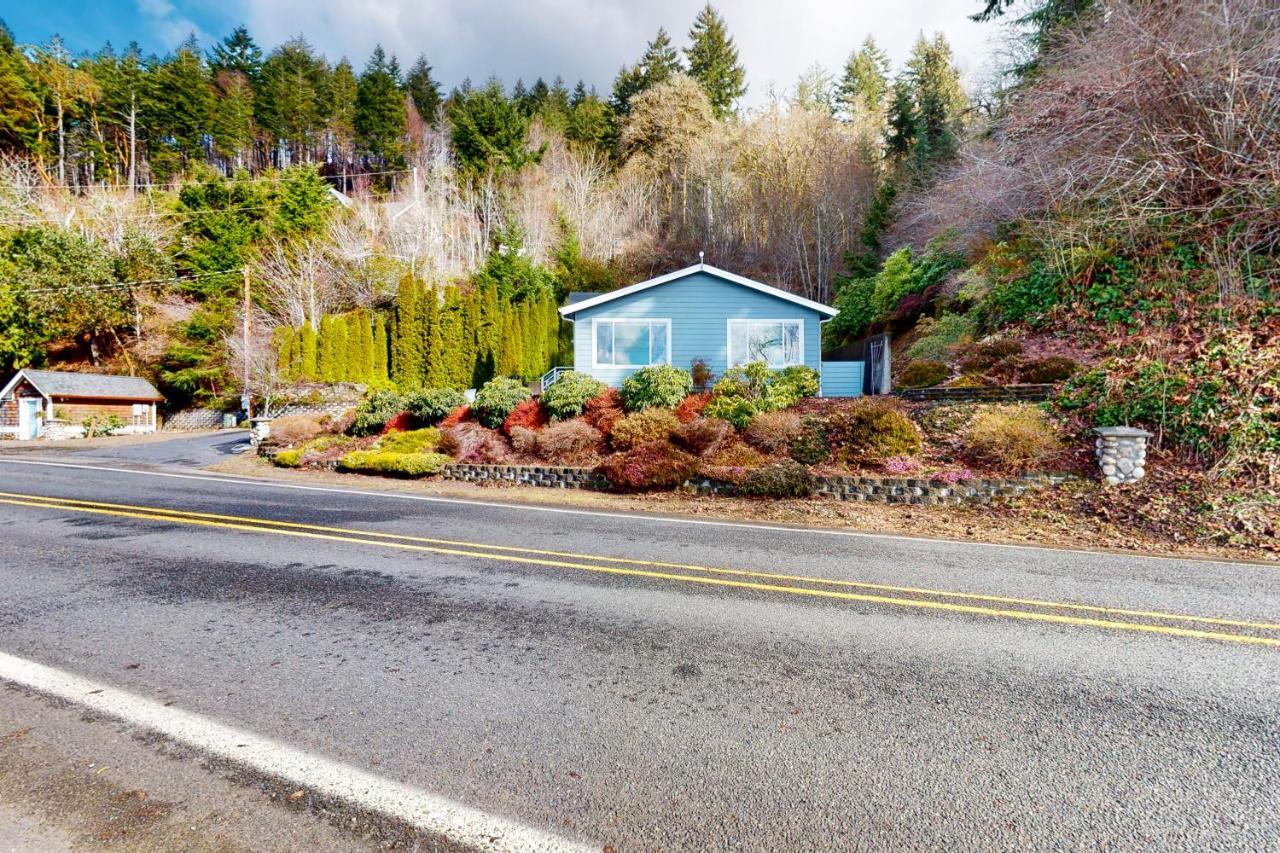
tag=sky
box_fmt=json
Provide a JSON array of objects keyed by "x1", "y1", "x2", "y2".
[{"x1": 2, "y1": 0, "x2": 999, "y2": 103}]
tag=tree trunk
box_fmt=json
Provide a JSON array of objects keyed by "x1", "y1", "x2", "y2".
[{"x1": 127, "y1": 94, "x2": 137, "y2": 195}]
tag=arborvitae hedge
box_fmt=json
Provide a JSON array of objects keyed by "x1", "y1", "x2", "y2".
[{"x1": 278, "y1": 279, "x2": 564, "y2": 390}]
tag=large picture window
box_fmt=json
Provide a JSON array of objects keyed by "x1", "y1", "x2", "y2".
[
  {"x1": 727, "y1": 319, "x2": 803, "y2": 368},
  {"x1": 593, "y1": 319, "x2": 671, "y2": 368}
]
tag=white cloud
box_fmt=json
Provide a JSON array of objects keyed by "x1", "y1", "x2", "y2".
[
  {"x1": 238, "y1": 0, "x2": 996, "y2": 102},
  {"x1": 138, "y1": 0, "x2": 210, "y2": 48}
]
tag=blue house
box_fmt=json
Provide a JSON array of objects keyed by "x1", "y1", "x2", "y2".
[{"x1": 557, "y1": 262, "x2": 866, "y2": 397}]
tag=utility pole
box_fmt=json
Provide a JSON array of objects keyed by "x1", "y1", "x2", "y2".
[{"x1": 242, "y1": 267, "x2": 253, "y2": 422}]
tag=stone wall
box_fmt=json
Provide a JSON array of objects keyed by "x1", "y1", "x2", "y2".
[
  {"x1": 163, "y1": 409, "x2": 229, "y2": 431},
  {"x1": 434, "y1": 462, "x2": 1071, "y2": 505},
  {"x1": 894, "y1": 384, "x2": 1056, "y2": 403}
]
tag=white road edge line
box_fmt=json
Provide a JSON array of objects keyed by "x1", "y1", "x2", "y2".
[
  {"x1": 0, "y1": 650, "x2": 591, "y2": 853},
  {"x1": 0, "y1": 457, "x2": 1261, "y2": 569}
]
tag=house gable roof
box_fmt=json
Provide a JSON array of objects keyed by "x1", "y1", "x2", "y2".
[
  {"x1": 558, "y1": 263, "x2": 839, "y2": 319},
  {"x1": 0, "y1": 369, "x2": 163, "y2": 401}
]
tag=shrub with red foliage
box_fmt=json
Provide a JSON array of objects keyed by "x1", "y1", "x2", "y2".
[
  {"x1": 439, "y1": 423, "x2": 509, "y2": 464},
  {"x1": 599, "y1": 441, "x2": 699, "y2": 491},
  {"x1": 583, "y1": 387, "x2": 624, "y2": 434},
  {"x1": 509, "y1": 425, "x2": 539, "y2": 456},
  {"x1": 674, "y1": 392, "x2": 711, "y2": 423},
  {"x1": 674, "y1": 417, "x2": 735, "y2": 458},
  {"x1": 440, "y1": 405, "x2": 472, "y2": 428},
  {"x1": 502, "y1": 399, "x2": 547, "y2": 436},
  {"x1": 535, "y1": 420, "x2": 605, "y2": 465},
  {"x1": 381, "y1": 411, "x2": 416, "y2": 434}
]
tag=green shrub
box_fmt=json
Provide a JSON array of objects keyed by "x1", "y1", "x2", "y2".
[
  {"x1": 963, "y1": 405, "x2": 1061, "y2": 470},
  {"x1": 272, "y1": 448, "x2": 303, "y2": 468},
  {"x1": 906, "y1": 313, "x2": 975, "y2": 362},
  {"x1": 898, "y1": 359, "x2": 950, "y2": 389},
  {"x1": 776, "y1": 365, "x2": 820, "y2": 399},
  {"x1": 1018, "y1": 356, "x2": 1080, "y2": 384},
  {"x1": 870, "y1": 248, "x2": 923, "y2": 318},
  {"x1": 738, "y1": 461, "x2": 816, "y2": 498},
  {"x1": 703, "y1": 361, "x2": 817, "y2": 428},
  {"x1": 619, "y1": 365, "x2": 693, "y2": 411},
  {"x1": 403, "y1": 389, "x2": 467, "y2": 426},
  {"x1": 375, "y1": 427, "x2": 441, "y2": 454},
  {"x1": 825, "y1": 398, "x2": 922, "y2": 464},
  {"x1": 351, "y1": 389, "x2": 406, "y2": 436},
  {"x1": 703, "y1": 394, "x2": 759, "y2": 430},
  {"x1": 825, "y1": 275, "x2": 877, "y2": 346},
  {"x1": 337, "y1": 450, "x2": 451, "y2": 477},
  {"x1": 788, "y1": 416, "x2": 831, "y2": 464},
  {"x1": 610, "y1": 408, "x2": 681, "y2": 450},
  {"x1": 540, "y1": 371, "x2": 606, "y2": 420},
  {"x1": 474, "y1": 376, "x2": 531, "y2": 428},
  {"x1": 599, "y1": 441, "x2": 699, "y2": 490}
]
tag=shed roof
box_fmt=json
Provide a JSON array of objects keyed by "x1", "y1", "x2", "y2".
[
  {"x1": 559, "y1": 263, "x2": 839, "y2": 319},
  {"x1": 1, "y1": 369, "x2": 163, "y2": 401}
]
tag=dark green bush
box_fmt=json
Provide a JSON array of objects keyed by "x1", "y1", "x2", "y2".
[
  {"x1": 474, "y1": 376, "x2": 531, "y2": 428},
  {"x1": 540, "y1": 371, "x2": 606, "y2": 420},
  {"x1": 404, "y1": 389, "x2": 467, "y2": 426},
  {"x1": 619, "y1": 365, "x2": 693, "y2": 411},
  {"x1": 1018, "y1": 356, "x2": 1080, "y2": 384},
  {"x1": 788, "y1": 416, "x2": 831, "y2": 465},
  {"x1": 898, "y1": 359, "x2": 950, "y2": 389},
  {"x1": 737, "y1": 461, "x2": 816, "y2": 498},
  {"x1": 350, "y1": 389, "x2": 405, "y2": 436}
]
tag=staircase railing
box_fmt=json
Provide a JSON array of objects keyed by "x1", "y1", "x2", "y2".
[{"x1": 538, "y1": 366, "x2": 572, "y2": 393}]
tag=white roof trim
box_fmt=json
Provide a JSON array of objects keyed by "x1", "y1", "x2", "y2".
[
  {"x1": 0, "y1": 369, "x2": 36, "y2": 401},
  {"x1": 559, "y1": 263, "x2": 838, "y2": 318}
]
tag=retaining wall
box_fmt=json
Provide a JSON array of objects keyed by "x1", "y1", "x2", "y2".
[{"x1": 894, "y1": 384, "x2": 1056, "y2": 403}]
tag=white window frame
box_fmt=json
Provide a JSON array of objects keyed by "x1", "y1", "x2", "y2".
[
  {"x1": 591, "y1": 318, "x2": 672, "y2": 369},
  {"x1": 727, "y1": 318, "x2": 805, "y2": 368}
]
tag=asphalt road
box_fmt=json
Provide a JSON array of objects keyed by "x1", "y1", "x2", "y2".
[{"x1": 1, "y1": 433, "x2": 1278, "y2": 849}]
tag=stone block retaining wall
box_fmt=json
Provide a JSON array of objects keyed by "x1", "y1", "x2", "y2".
[
  {"x1": 163, "y1": 409, "x2": 229, "y2": 431},
  {"x1": 440, "y1": 463, "x2": 608, "y2": 489},
  {"x1": 895, "y1": 384, "x2": 1056, "y2": 403}
]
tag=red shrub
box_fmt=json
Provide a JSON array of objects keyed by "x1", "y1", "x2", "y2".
[
  {"x1": 382, "y1": 411, "x2": 416, "y2": 434},
  {"x1": 440, "y1": 405, "x2": 472, "y2": 428},
  {"x1": 502, "y1": 399, "x2": 547, "y2": 436},
  {"x1": 674, "y1": 392, "x2": 711, "y2": 423},
  {"x1": 535, "y1": 420, "x2": 605, "y2": 465},
  {"x1": 674, "y1": 417, "x2": 735, "y2": 457},
  {"x1": 583, "y1": 388, "x2": 625, "y2": 434},
  {"x1": 439, "y1": 423, "x2": 509, "y2": 463},
  {"x1": 599, "y1": 441, "x2": 699, "y2": 491}
]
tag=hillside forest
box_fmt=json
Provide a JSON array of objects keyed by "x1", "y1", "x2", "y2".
[{"x1": 0, "y1": 0, "x2": 1276, "y2": 532}]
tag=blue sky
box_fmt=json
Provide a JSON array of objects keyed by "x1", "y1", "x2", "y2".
[{"x1": 3, "y1": 0, "x2": 997, "y2": 104}]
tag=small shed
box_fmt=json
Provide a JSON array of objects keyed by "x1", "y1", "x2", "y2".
[{"x1": 0, "y1": 369, "x2": 163, "y2": 440}]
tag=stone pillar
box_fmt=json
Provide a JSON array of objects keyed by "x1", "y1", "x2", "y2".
[{"x1": 1094, "y1": 426, "x2": 1152, "y2": 485}]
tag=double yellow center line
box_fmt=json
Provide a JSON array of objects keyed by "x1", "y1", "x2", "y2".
[{"x1": 3, "y1": 490, "x2": 1278, "y2": 647}]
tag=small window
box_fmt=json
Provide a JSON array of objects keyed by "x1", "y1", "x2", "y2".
[
  {"x1": 728, "y1": 320, "x2": 803, "y2": 368},
  {"x1": 593, "y1": 319, "x2": 671, "y2": 368}
]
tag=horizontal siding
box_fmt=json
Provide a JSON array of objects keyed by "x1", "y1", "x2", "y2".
[
  {"x1": 569, "y1": 271, "x2": 827, "y2": 385},
  {"x1": 820, "y1": 361, "x2": 864, "y2": 398}
]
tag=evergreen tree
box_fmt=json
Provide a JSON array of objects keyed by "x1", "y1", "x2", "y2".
[
  {"x1": 422, "y1": 291, "x2": 444, "y2": 388},
  {"x1": 566, "y1": 93, "x2": 614, "y2": 152},
  {"x1": 907, "y1": 33, "x2": 967, "y2": 170},
  {"x1": 356, "y1": 309, "x2": 376, "y2": 382},
  {"x1": 613, "y1": 27, "x2": 684, "y2": 116},
  {"x1": 836, "y1": 36, "x2": 890, "y2": 119},
  {"x1": 355, "y1": 45, "x2": 407, "y2": 167},
  {"x1": 405, "y1": 54, "x2": 442, "y2": 124},
  {"x1": 496, "y1": 306, "x2": 520, "y2": 378},
  {"x1": 145, "y1": 38, "x2": 213, "y2": 173},
  {"x1": 210, "y1": 70, "x2": 255, "y2": 167},
  {"x1": 437, "y1": 286, "x2": 468, "y2": 388},
  {"x1": 884, "y1": 76, "x2": 916, "y2": 162},
  {"x1": 299, "y1": 322, "x2": 319, "y2": 380},
  {"x1": 275, "y1": 164, "x2": 333, "y2": 235},
  {"x1": 684, "y1": 4, "x2": 746, "y2": 119},
  {"x1": 447, "y1": 79, "x2": 540, "y2": 178},
  {"x1": 391, "y1": 275, "x2": 423, "y2": 388},
  {"x1": 274, "y1": 326, "x2": 294, "y2": 381},
  {"x1": 256, "y1": 37, "x2": 328, "y2": 163},
  {"x1": 209, "y1": 26, "x2": 263, "y2": 82},
  {"x1": 327, "y1": 59, "x2": 358, "y2": 168},
  {"x1": 317, "y1": 315, "x2": 335, "y2": 381},
  {"x1": 0, "y1": 24, "x2": 44, "y2": 154},
  {"x1": 371, "y1": 312, "x2": 389, "y2": 382}
]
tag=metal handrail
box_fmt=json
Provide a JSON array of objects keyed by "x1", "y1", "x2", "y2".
[{"x1": 539, "y1": 366, "x2": 572, "y2": 391}]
